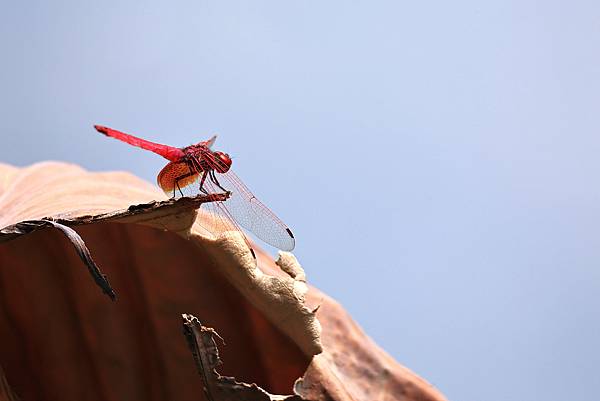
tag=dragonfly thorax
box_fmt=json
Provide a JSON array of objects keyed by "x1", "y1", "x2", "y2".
[{"x1": 183, "y1": 145, "x2": 232, "y2": 173}]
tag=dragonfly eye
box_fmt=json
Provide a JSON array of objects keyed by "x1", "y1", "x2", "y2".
[{"x1": 213, "y1": 151, "x2": 232, "y2": 173}]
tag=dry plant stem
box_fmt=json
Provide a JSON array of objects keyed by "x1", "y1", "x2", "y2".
[
  {"x1": 182, "y1": 314, "x2": 301, "y2": 401},
  {"x1": 0, "y1": 364, "x2": 19, "y2": 401}
]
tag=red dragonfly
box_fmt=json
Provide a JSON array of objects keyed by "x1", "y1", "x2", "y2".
[{"x1": 94, "y1": 125, "x2": 295, "y2": 254}]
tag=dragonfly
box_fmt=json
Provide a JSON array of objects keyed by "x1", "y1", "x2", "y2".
[{"x1": 94, "y1": 125, "x2": 295, "y2": 255}]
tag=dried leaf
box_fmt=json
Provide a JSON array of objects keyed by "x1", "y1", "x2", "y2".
[
  {"x1": 1, "y1": 219, "x2": 117, "y2": 300},
  {"x1": 0, "y1": 364, "x2": 19, "y2": 401},
  {"x1": 0, "y1": 193, "x2": 229, "y2": 301},
  {"x1": 0, "y1": 162, "x2": 447, "y2": 401},
  {"x1": 182, "y1": 314, "x2": 302, "y2": 401}
]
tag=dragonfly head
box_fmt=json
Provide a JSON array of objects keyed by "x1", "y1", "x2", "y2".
[{"x1": 212, "y1": 151, "x2": 232, "y2": 173}]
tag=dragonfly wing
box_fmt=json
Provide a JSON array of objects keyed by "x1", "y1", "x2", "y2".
[
  {"x1": 157, "y1": 161, "x2": 200, "y2": 198},
  {"x1": 203, "y1": 170, "x2": 295, "y2": 251},
  {"x1": 196, "y1": 194, "x2": 258, "y2": 256},
  {"x1": 156, "y1": 153, "x2": 295, "y2": 252},
  {"x1": 156, "y1": 162, "x2": 252, "y2": 251},
  {"x1": 205, "y1": 135, "x2": 217, "y2": 149},
  {"x1": 192, "y1": 135, "x2": 217, "y2": 149}
]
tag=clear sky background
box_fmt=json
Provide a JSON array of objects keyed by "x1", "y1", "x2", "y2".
[{"x1": 1, "y1": 1, "x2": 599, "y2": 400}]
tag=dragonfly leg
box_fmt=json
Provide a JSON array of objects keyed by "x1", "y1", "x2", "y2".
[
  {"x1": 189, "y1": 157, "x2": 210, "y2": 195},
  {"x1": 173, "y1": 171, "x2": 196, "y2": 197},
  {"x1": 209, "y1": 171, "x2": 228, "y2": 192},
  {"x1": 198, "y1": 171, "x2": 209, "y2": 195}
]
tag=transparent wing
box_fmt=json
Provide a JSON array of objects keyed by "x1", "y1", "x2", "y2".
[
  {"x1": 202, "y1": 170, "x2": 295, "y2": 252},
  {"x1": 157, "y1": 157, "x2": 295, "y2": 252},
  {"x1": 156, "y1": 162, "x2": 257, "y2": 254},
  {"x1": 157, "y1": 163, "x2": 237, "y2": 234},
  {"x1": 205, "y1": 135, "x2": 217, "y2": 149}
]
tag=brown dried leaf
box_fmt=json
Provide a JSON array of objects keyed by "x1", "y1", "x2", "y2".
[
  {"x1": 1, "y1": 219, "x2": 117, "y2": 300},
  {"x1": 0, "y1": 364, "x2": 19, "y2": 401},
  {"x1": 0, "y1": 161, "x2": 447, "y2": 401},
  {"x1": 0, "y1": 193, "x2": 229, "y2": 301}
]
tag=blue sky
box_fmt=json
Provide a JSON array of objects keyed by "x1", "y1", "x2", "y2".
[{"x1": 1, "y1": 1, "x2": 600, "y2": 400}]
